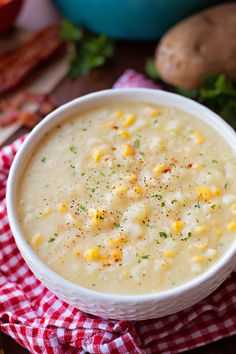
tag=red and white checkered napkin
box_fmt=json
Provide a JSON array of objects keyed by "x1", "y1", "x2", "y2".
[{"x1": 1, "y1": 70, "x2": 236, "y2": 354}]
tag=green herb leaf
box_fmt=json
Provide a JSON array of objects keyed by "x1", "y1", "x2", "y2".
[
  {"x1": 60, "y1": 20, "x2": 83, "y2": 42},
  {"x1": 133, "y1": 139, "x2": 140, "y2": 149},
  {"x1": 145, "y1": 58, "x2": 160, "y2": 80},
  {"x1": 151, "y1": 194, "x2": 163, "y2": 200},
  {"x1": 159, "y1": 231, "x2": 168, "y2": 238},
  {"x1": 41, "y1": 157, "x2": 47, "y2": 163},
  {"x1": 142, "y1": 255, "x2": 150, "y2": 259},
  {"x1": 175, "y1": 73, "x2": 236, "y2": 129},
  {"x1": 199, "y1": 74, "x2": 236, "y2": 129},
  {"x1": 48, "y1": 237, "x2": 55, "y2": 243},
  {"x1": 113, "y1": 223, "x2": 121, "y2": 229},
  {"x1": 61, "y1": 21, "x2": 115, "y2": 79},
  {"x1": 69, "y1": 145, "x2": 77, "y2": 154},
  {"x1": 175, "y1": 87, "x2": 199, "y2": 99},
  {"x1": 79, "y1": 204, "x2": 88, "y2": 212},
  {"x1": 182, "y1": 232, "x2": 192, "y2": 241}
]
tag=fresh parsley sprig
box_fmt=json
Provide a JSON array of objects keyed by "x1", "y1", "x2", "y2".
[
  {"x1": 60, "y1": 20, "x2": 115, "y2": 78},
  {"x1": 145, "y1": 58, "x2": 236, "y2": 129}
]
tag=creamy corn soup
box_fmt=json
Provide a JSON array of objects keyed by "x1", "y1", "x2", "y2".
[{"x1": 17, "y1": 104, "x2": 236, "y2": 295}]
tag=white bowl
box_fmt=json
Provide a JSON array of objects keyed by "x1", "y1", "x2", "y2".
[{"x1": 6, "y1": 88, "x2": 236, "y2": 320}]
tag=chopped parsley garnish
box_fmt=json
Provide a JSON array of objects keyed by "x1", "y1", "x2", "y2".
[
  {"x1": 152, "y1": 194, "x2": 163, "y2": 200},
  {"x1": 153, "y1": 119, "x2": 158, "y2": 124},
  {"x1": 181, "y1": 232, "x2": 192, "y2": 241},
  {"x1": 224, "y1": 183, "x2": 228, "y2": 190},
  {"x1": 161, "y1": 202, "x2": 165, "y2": 207},
  {"x1": 79, "y1": 204, "x2": 88, "y2": 212},
  {"x1": 211, "y1": 204, "x2": 216, "y2": 209},
  {"x1": 171, "y1": 199, "x2": 177, "y2": 204},
  {"x1": 113, "y1": 223, "x2": 121, "y2": 229},
  {"x1": 142, "y1": 255, "x2": 150, "y2": 259},
  {"x1": 48, "y1": 232, "x2": 58, "y2": 243},
  {"x1": 212, "y1": 159, "x2": 218, "y2": 163},
  {"x1": 69, "y1": 145, "x2": 77, "y2": 154},
  {"x1": 133, "y1": 139, "x2": 140, "y2": 149},
  {"x1": 82, "y1": 128, "x2": 87, "y2": 131},
  {"x1": 41, "y1": 157, "x2": 47, "y2": 162},
  {"x1": 90, "y1": 188, "x2": 96, "y2": 193},
  {"x1": 159, "y1": 231, "x2": 168, "y2": 238}
]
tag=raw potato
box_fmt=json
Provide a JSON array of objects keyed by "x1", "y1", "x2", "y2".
[{"x1": 155, "y1": 2, "x2": 236, "y2": 89}]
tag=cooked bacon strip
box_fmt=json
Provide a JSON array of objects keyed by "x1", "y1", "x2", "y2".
[
  {"x1": 0, "y1": 92, "x2": 57, "y2": 127},
  {"x1": 0, "y1": 25, "x2": 64, "y2": 94}
]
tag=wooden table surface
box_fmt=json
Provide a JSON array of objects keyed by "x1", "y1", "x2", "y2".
[{"x1": 1, "y1": 38, "x2": 236, "y2": 354}]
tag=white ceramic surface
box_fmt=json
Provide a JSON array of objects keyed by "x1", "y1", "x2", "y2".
[{"x1": 6, "y1": 89, "x2": 236, "y2": 320}]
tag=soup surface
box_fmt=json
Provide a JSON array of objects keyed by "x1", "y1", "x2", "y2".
[{"x1": 17, "y1": 103, "x2": 236, "y2": 295}]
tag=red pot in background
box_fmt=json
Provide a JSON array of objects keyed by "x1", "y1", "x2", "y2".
[{"x1": 0, "y1": 0, "x2": 24, "y2": 34}]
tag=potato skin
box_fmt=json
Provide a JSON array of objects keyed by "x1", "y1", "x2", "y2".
[{"x1": 155, "y1": 2, "x2": 236, "y2": 89}]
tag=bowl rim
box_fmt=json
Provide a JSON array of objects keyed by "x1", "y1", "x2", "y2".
[{"x1": 6, "y1": 88, "x2": 236, "y2": 303}]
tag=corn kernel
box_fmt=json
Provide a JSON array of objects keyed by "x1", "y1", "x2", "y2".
[
  {"x1": 113, "y1": 184, "x2": 127, "y2": 196},
  {"x1": 133, "y1": 185, "x2": 142, "y2": 194},
  {"x1": 212, "y1": 188, "x2": 222, "y2": 197},
  {"x1": 193, "y1": 164, "x2": 204, "y2": 171},
  {"x1": 114, "y1": 110, "x2": 124, "y2": 119},
  {"x1": 89, "y1": 209, "x2": 105, "y2": 225},
  {"x1": 123, "y1": 144, "x2": 134, "y2": 156},
  {"x1": 84, "y1": 248, "x2": 100, "y2": 261},
  {"x1": 154, "y1": 163, "x2": 166, "y2": 174},
  {"x1": 164, "y1": 250, "x2": 176, "y2": 258},
  {"x1": 119, "y1": 130, "x2": 130, "y2": 139},
  {"x1": 172, "y1": 220, "x2": 184, "y2": 233},
  {"x1": 192, "y1": 255, "x2": 205, "y2": 263},
  {"x1": 149, "y1": 109, "x2": 160, "y2": 118},
  {"x1": 108, "y1": 238, "x2": 120, "y2": 248},
  {"x1": 92, "y1": 149, "x2": 103, "y2": 163},
  {"x1": 194, "y1": 243, "x2": 208, "y2": 251},
  {"x1": 99, "y1": 255, "x2": 109, "y2": 262},
  {"x1": 123, "y1": 114, "x2": 136, "y2": 127},
  {"x1": 216, "y1": 228, "x2": 223, "y2": 237},
  {"x1": 59, "y1": 203, "x2": 67, "y2": 213},
  {"x1": 33, "y1": 234, "x2": 42, "y2": 247},
  {"x1": 111, "y1": 249, "x2": 122, "y2": 261},
  {"x1": 123, "y1": 270, "x2": 131, "y2": 280},
  {"x1": 196, "y1": 187, "x2": 212, "y2": 201},
  {"x1": 76, "y1": 248, "x2": 81, "y2": 256},
  {"x1": 126, "y1": 173, "x2": 137, "y2": 182},
  {"x1": 227, "y1": 221, "x2": 236, "y2": 231},
  {"x1": 192, "y1": 131, "x2": 205, "y2": 144},
  {"x1": 231, "y1": 204, "x2": 236, "y2": 215},
  {"x1": 195, "y1": 226, "x2": 208, "y2": 235}
]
